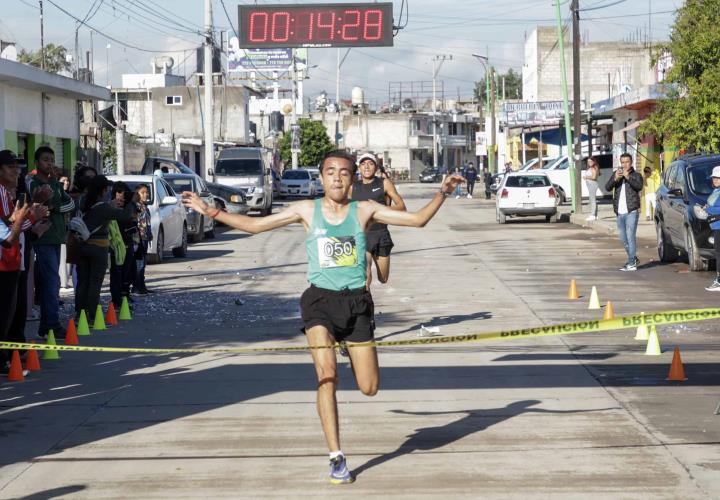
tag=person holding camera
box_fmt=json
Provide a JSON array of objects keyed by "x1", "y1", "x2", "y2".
[
  {"x1": 605, "y1": 153, "x2": 644, "y2": 271},
  {"x1": 108, "y1": 181, "x2": 139, "y2": 310}
]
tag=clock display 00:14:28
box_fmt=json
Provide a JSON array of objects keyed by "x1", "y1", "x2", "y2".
[{"x1": 247, "y1": 8, "x2": 386, "y2": 44}]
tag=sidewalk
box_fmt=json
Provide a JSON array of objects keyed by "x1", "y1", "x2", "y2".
[{"x1": 567, "y1": 200, "x2": 656, "y2": 243}]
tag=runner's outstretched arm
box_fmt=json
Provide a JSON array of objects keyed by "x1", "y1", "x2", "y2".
[
  {"x1": 367, "y1": 175, "x2": 464, "y2": 228},
  {"x1": 181, "y1": 192, "x2": 306, "y2": 234}
]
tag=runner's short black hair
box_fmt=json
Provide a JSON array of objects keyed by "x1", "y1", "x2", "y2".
[
  {"x1": 320, "y1": 150, "x2": 356, "y2": 173},
  {"x1": 34, "y1": 146, "x2": 55, "y2": 161}
]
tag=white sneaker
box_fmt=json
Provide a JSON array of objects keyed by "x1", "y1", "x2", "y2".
[
  {"x1": 455, "y1": 195, "x2": 460, "y2": 199},
  {"x1": 467, "y1": 194, "x2": 472, "y2": 199}
]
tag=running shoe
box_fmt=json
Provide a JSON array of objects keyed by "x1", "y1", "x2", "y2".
[
  {"x1": 705, "y1": 279, "x2": 720, "y2": 292},
  {"x1": 329, "y1": 455, "x2": 355, "y2": 484},
  {"x1": 619, "y1": 263, "x2": 637, "y2": 272}
]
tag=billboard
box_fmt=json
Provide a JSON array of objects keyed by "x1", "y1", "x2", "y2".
[
  {"x1": 501, "y1": 101, "x2": 575, "y2": 128},
  {"x1": 475, "y1": 132, "x2": 487, "y2": 156},
  {"x1": 227, "y1": 37, "x2": 308, "y2": 73}
]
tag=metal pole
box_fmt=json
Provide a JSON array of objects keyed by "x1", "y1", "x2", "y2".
[
  {"x1": 554, "y1": 0, "x2": 576, "y2": 211},
  {"x1": 490, "y1": 67, "x2": 496, "y2": 174},
  {"x1": 572, "y1": 0, "x2": 582, "y2": 213},
  {"x1": 203, "y1": 0, "x2": 214, "y2": 180},
  {"x1": 114, "y1": 92, "x2": 125, "y2": 174},
  {"x1": 335, "y1": 48, "x2": 340, "y2": 147},
  {"x1": 432, "y1": 57, "x2": 438, "y2": 168},
  {"x1": 291, "y1": 49, "x2": 298, "y2": 170},
  {"x1": 39, "y1": 0, "x2": 44, "y2": 70}
]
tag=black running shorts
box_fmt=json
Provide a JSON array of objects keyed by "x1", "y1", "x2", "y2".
[
  {"x1": 300, "y1": 285, "x2": 375, "y2": 343},
  {"x1": 366, "y1": 229, "x2": 394, "y2": 258}
]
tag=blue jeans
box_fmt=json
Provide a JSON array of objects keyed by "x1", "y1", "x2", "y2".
[
  {"x1": 616, "y1": 210, "x2": 639, "y2": 263},
  {"x1": 34, "y1": 244, "x2": 62, "y2": 334}
]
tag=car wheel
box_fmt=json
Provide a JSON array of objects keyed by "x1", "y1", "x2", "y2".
[
  {"x1": 656, "y1": 221, "x2": 678, "y2": 263},
  {"x1": 262, "y1": 202, "x2": 273, "y2": 216},
  {"x1": 496, "y1": 208, "x2": 506, "y2": 224},
  {"x1": 545, "y1": 214, "x2": 553, "y2": 223},
  {"x1": 556, "y1": 187, "x2": 567, "y2": 204},
  {"x1": 191, "y1": 217, "x2": 205, "y2": 243},
  {"x1": 685, "y1": 226, "x2": 708, "y2": 271},
  {"x1": 205, "y1": 218, "x2": 216, "y2": 239},
  {"x1": 172, "y1": 224, "x2": 188, "y2": 258},
  {"x1": 146, "y1": 227, "x2": 164, "y2": 265}
]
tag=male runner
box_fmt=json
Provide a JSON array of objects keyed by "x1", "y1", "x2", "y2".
[
  {"x1": 182, "y1": 150, "x2": 464, "y2": 485},
  {"x1": 350, "y1": 152, "x2": 406, "y2": 285}
]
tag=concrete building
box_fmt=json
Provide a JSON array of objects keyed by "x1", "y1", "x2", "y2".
[
  {"x1": 0, "y1": 58, "x2": 110, "y2": 170},
  {"x1": 306, "y1": 109, "x2": 478, "y2": 178},
  {"x1": 523, "y1": 26, "x2": 657, "y2": 106},
  {"x1": 111, "y1": 69, "x2": 256, "y2": 177}
]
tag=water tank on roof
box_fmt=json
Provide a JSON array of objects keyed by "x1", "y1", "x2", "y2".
[{"x1": 351, "y1": 87, "x2": 365, "y2": 107}]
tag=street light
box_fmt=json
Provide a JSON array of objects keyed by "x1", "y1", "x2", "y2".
[{"x1": 472, "y1": 54, "x2": 496, "y2": 174}]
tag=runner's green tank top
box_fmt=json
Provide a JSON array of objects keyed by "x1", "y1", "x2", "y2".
[{"x1": 306, "y1": 199, "x2": 367, "y2": 291}]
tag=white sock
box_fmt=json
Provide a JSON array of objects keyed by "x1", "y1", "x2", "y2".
[{"x1": 329, "y1": 450, "x2": 344, "y2": 460}]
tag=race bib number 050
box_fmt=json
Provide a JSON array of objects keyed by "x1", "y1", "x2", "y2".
[{"x1": 318, "y1": 236, "x2": 358, "y2": 268}]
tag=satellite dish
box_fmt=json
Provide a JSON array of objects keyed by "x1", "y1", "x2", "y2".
[{"x1": 1, "y1": 45, "x2": 18, "y2": 61}]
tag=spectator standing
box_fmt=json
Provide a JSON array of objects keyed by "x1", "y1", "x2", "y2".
[
  {"x1": 643, "y1": 166, "x2": 658, "y2": 221},
  {"x1": 464, "y1": 162, "x2": 478, "y2": 199},
  {"x1": 452, "y1": 166, "x2": 463, "y2": 198},
  {"x1": 703, "y1": 167, "x2": 720, "y2": 291},
  {"x1": 58, "y1": 172, "x2": 73, "y2": 291},
  {"x1": 584, "y1": 156, "x2": 600, "y2": 221},
  {"x1": 605, "y1": 153, "x2": 643, "y2": 271},
  {"x1": 29, "y1": 146, "x2": 75, "y2": 337},
  {"x1": 0, "y1": 150, "x2": 35, "y2": 372},
  {"x1": 108, "y1": 181, "x2": 138, "y2": 309},
  {"x1": 483, "y1": 167, "x2": 493, "y2": 200},
  {"x1": 132, "y1": 184, "x2": 153, "y2": 294},
  {"x1": 74, "y1": 176, "x2": 134, "y2": 322}
]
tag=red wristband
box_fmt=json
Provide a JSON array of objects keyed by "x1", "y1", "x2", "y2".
[{"x1": 210, "y1": 208, "x2": 221, "y2": 219}]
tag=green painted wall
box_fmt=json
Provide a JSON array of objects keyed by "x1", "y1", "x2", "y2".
[{"x1": 4, "y1": 130, "x2": 18, "y2": 153}]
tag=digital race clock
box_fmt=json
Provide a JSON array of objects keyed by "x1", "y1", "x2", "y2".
[{"x1": 238, "y1": 3, "x2": 394, "y2": 48}]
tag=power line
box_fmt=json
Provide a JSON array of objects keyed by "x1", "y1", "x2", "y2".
[
  {"x1": 122, "y1": 0, "x2": 202, "y2": 34},
  {"x1": 44, "y1": 0, "x2": 197, "y2": 53}
]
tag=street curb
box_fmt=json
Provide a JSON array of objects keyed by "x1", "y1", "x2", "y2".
[{"x1": 568, "y1": 211, "x2": 657, "y2": 244}]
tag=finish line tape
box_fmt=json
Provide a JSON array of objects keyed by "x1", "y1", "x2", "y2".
[{"x1": 1, "y1": 308, "x2": 719, "y2": 354}]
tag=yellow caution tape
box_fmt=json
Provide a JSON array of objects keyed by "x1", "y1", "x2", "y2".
[{"x1": 1, "y1": 308, "x2": 718, "y2": 354}]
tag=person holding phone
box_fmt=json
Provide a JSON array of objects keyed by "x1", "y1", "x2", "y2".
[{"x1": 605, "y1": 153, "x2": 644, "y2": 271}]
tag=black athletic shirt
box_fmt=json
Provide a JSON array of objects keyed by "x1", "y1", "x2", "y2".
[{"x1": 351, "y1": 177, "x2": 387, "y2": 232}]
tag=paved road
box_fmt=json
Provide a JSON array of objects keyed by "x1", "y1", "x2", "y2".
[{"x1": 1, "y1": 183, "x2": 718, "y2": 499}]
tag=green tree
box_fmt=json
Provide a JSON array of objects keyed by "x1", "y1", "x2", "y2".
[
  {"x1": 641, "y1": 0, "x2": 720, "y2": 151},
  {"x1": 101, "y1": 128, "x2": 116, "y2": 174},
  {"x1": 279, "y1": 118, "x2": 334, "y2": 167},
  {"x1": 474, "y1": 68, "x2": 522, "y2": 102},
  {"x1": 18, "y1": 44, "x2": 72, "y2": 74}
]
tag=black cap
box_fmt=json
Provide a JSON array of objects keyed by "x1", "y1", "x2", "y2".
[{"x1": 0, "y1": 150, "x2": 19, "y2": 166}]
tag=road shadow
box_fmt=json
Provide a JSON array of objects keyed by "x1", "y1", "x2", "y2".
[
  {"x1": 377, "y1": 311, "x2": 492, "y2": 340},
  {"x1": 17, "y1": 485, "x2": 87, "y2": 499},
  {"x1": 352, "y1": 400, "x2": 616, "y2": 477}
]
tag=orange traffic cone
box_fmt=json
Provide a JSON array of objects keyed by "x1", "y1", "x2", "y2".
[
  {"x1": 568, "y1": 279, "x2": 579, "y2": 300},
  {"x1": 666, "y1": 346, "x2": 688, "y2": 381},
  {"x1": 106, "y1": 302, "x2": 118, "y2": 326},
  {"x1": 65, "y1": 319, "x2": 79, "y2": 346},
  {"x1": 25, "y1": 342, "x2": 41, "y2": 372},
  {"x1": 7, "y1": 350, "x2": 24, "y2": 382},
  {"x1": 602, "y1": 301, "x2": 615, "y2": 320}
]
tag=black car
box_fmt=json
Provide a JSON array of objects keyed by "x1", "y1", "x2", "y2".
[
  {"x1": 419, "y1": 167, "x2": 442, "y2": 183},
  {"x1": 655, "y1": 154, "x2": 720, "y2": 271}
]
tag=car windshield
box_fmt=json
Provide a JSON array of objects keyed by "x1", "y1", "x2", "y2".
[
  {"x1": 544, "y1": 158, "x2": 567, "y2": 170},
  {"x1": 215, "y1": 159, "x2": 262, "y2": 176},
  {"x1": 505, "y1": 175, "x2": 551, "y2": 188},
  {"x1": 688, "y1": 162, "x2": 716, "y2": 196},
  {"x1": 168, "y1": 178, "x2": 194, "y2": 194},
  {"x1": 283, "y1": 170, "x2": 310, "y2": 180},
  {"x1": 123, "y1": 181, "x2": 154, "y2": 204}
]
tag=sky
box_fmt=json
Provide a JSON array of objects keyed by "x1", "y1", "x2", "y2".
[{"x1": 1, "y1": 0, "x2": 682, "y2": 106}]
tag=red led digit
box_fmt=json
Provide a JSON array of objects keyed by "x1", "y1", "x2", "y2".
[
  {"x1": 249, "y1": 12, "x2": 269, "y2": 42},
  {"x1": 307, "y1": 12, "x2": 314, "y2": 40},
  {"x1": 341, "y1": 10, "x2": 360, "y2": 40},
  {"x1": 271, "y1": 12, "x2": 291, "y2": 42},
  {"x1": 316, "y1": 11, "x2": 336, "y2": 41},
  {"x1": 363, "y1": 10, "x2": 383, "y2": 40}
]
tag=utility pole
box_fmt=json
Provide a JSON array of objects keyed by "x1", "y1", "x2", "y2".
[
  {"x1": 203, "y1": 0, "x2": 214, "y2": 180},
  {"x1": 290, "y1": 49, "x2": 299, "y2": 169},
  {"x1": 554, "y1": 0, "x2": 576, "y2": 211},
  {"x1": 39, "y1": 0, "x2": 44, "y2": 70},
  {"x1": 114, "y1": 92, "x2": 125, "y2": 174},
  {"x1": 472, "y1": 53, "x2": 495, "y2": 174},
  {"x1": 432, "y1": 54, "x2": 451, "y2": 169},
  {"x1": 571, "y1": 0, "x2": 582, "y2": 214},
  {"x1": 335, "y1": 48, "x2": 351, "y2": 147}
]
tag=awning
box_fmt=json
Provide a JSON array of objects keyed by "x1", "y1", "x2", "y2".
[{"x1": 523, "y1": 127, "x2": 588, "y2": 146}]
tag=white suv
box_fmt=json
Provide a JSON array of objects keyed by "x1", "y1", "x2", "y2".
[{"x1": 496, "y1": 172, "x2": 559, "y2": 224}]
